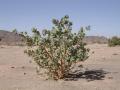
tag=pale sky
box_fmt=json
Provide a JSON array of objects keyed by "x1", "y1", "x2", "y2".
[{"x1": 0, "y1": 0, "x2": 120, "y2": 37}]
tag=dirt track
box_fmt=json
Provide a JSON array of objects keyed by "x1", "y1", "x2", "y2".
[{"x1": 0, "y1": 44, "x2": 120, "y2": 90}]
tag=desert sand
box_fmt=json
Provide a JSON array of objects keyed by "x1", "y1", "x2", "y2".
[{"x1": 0, "y1": 44, "x2": 120, "y2": 90}]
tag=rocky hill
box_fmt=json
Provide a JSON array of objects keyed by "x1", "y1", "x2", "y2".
[
  {"x1": 0, "y1": 30, "x2": 23, "y2": 45},
  {"x1": 84, "y1": 36, "x2": 108, "y2": 44},
  {"x1": 0, "y1": 30, "x2": 108, "y2": 45}
]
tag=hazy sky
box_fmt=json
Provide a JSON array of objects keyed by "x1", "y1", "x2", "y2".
[{"x1": 0, "y1": 0, "x2": 120, "y2": 37}]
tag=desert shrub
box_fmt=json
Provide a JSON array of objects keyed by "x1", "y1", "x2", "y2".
[
  {"x1": 21, "y1": 15, "x2": 90, "y2": 80},
  {"x1": 12, "y1": 29, "x2": 18, "y2": 34},
  {"x1": 108, "y1": 36, "x2": 120, "y2": 47}
]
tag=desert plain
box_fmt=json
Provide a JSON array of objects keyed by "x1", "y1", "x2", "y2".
[{"x1": 0, "y1": 44, "x2": 120, "y2": 90}]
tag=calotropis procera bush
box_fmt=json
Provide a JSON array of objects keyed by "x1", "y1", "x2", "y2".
[
  {"x1": 21, "y1": 15, "x2": 90, "y2": 80},
  {"x1": 108, "y1": 36, "x2": 120, "y2": 47}
]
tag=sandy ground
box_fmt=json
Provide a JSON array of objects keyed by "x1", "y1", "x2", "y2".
[{"x1": 0, "y1": 44, "x2": 120, "y2": 90}]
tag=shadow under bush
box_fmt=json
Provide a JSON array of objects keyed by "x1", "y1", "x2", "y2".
[{"x1": 64, "y1": 69, "x2": 108, "y2": 81}]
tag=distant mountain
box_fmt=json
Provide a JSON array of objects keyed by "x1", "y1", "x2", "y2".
[
  {"x1": 0, "y1": 30, "x2": 108, "y2": 45},
  {"x1": 0, "y1": 30, "x2": 23, "y2": 45},
  {"x1": 84, "y1": 36, "x2": 108, "y2": 44}
]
